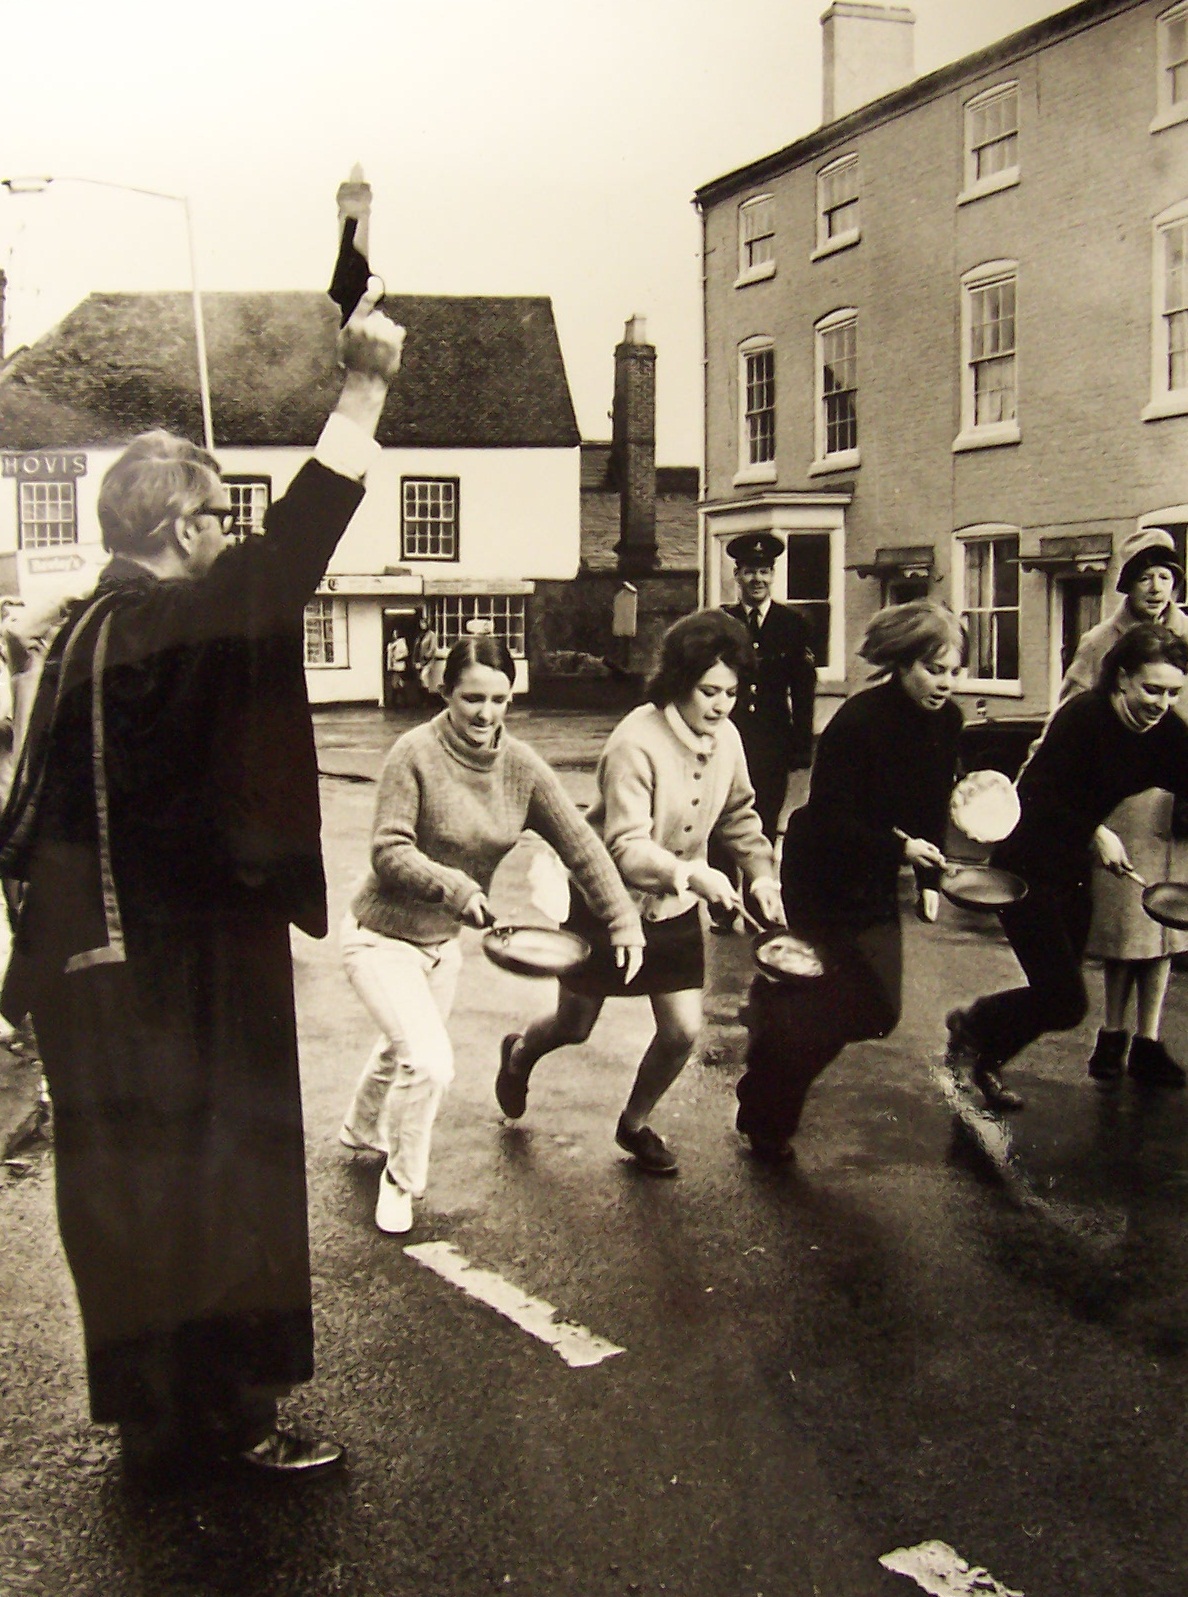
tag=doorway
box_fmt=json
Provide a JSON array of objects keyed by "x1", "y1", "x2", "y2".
[
  {"x1": 382, "y1": 607, "x2": 421, "y2": 711},
  {"x1": 1057, "y1": 575, "x2": 1103, "y2": 678}
]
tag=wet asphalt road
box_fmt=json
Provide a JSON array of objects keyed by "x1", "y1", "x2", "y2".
[{"x1": 3, "y1": 708, "x2": 1188, "y2": 1596}]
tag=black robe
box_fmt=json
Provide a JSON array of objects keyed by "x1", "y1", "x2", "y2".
[{"x1": 0, "y1": 459, "x2": 364, "y2": 1425}]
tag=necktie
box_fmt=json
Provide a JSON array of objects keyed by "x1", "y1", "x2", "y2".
[{"x1": 747, "y1": 608, "x2": 762, "y2": 643}]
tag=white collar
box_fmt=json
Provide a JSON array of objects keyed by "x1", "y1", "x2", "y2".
[
  {"x1": 744, "y1": 598, "x2": 772, "y2": 625},
  {"x1": 663, "y1": 701, "x2": 718, "y2": 755}
]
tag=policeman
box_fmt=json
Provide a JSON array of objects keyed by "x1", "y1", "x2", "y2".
[{"x1": 720, "y1": 531, "x2": 817, "y2": 840}]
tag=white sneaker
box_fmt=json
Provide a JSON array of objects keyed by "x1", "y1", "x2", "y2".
[
  {"x1": 375, "y1": 1173, "x2": 413, "y2": 1234},
  {"x1": 339, "y1": 1121, "x2": 387, "y2": 1155}
]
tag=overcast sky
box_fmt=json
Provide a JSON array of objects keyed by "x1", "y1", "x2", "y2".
[{"x1": 0, "y1": 0, "x2": 1066, "y2": 464}]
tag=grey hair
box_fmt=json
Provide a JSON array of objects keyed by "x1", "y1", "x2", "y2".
[{"x1": 97, "y1": 430, "x2": 221, "y2": 556}]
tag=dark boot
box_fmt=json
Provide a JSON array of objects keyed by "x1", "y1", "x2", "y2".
[
  {"x1": 1087, "y1": 1027, "x2": 1128, "y2": 1086},
  {"x1": 946, "y1": 1009, "x2": 1025, "y2": 1110},
  {"x1": 1127, "y1": 1035, "x2": 1188, "y2": 1089}
]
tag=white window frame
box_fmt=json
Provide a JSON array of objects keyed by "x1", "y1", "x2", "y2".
[
  {"x1": 17, "y1": 478, "x2": 77, "y2": 548},
  {"x1": 735, "y1": 195, "x2": 776, "y2": 287},
  {"x1": 425, "y1": 594, "x2": 526, "y2": 657},
  {"x1": 958, "y1": 83, "x2": 1019, "y2": 205},
  {"x1": 1144, "y1": 200, "x2": 1188, "y2": 420},
  {"x1": 304, "y1": 597, "x2": 348, "y2": 668},
  {"x1": 954, "y1": 261, "x2": 1020, "y2": 453},
  {"x1": 811, "y1": 308, "x2": 860, "y2": 474},
  {"x1": 812, "y1": 154, "x2": 860, "y2": 260},
  {"x1": 952, "y1": 525, "x2": 1022, "y2": 694},
  {"x1": 1153, "y1": 3, "x2": 1188, "y2": 132},
  {"x1": 224, "y1": 475, "x2": 271, "y2": 539},
  {"x1": 735, "y1": 336, "x2": 777, "y2": 486},
  {"x1": 401, "y1": 477, "x2": 460, "y2": 562}
]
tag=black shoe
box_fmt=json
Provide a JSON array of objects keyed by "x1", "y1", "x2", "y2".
[
  {"x1": 744, "y1": 1132, "x2": 796, "y2": 1164},
  {"x1": 239, "y1": 1430, "x2": 344, "y2": 1475},
  {"x1": 972, "y1": 1063, "x2": 1026, "y2": 1112},
  {"x1": 1088, "y1": 1027, "x2": 1128, "y2": 1085},
  {"x1": 495, "y1": 1033, "x2": 528, "y2": 1119},
  {"x1": 944, "y1": 1007, "x2": 979, "y2": 1071},
  {"x1": 1128, "y1": 1035, "x2": 1188, "y2": 1090},
  {"x1": 615, "y1": 1117, "x2": 679, "y2": 1176}
]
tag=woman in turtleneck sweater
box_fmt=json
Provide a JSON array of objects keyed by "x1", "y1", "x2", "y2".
[
  {"x1": 339, "y1": 635, "x2": 643, "y2": 1235},
  {"x1": 948, "y1": 623, "x2": 1188, "y2": 1110},
  {"x1": 735, "y1": 601, "x2": 965, "y2": 1160}
]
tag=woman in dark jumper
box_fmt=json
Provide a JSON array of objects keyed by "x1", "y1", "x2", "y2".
[
  {"x1": 948, "y1": 623, "x2": 1188, "y2": 1110},
  {"x1": 736, "y1": 601, "x2": 965, "y2": 1160}
]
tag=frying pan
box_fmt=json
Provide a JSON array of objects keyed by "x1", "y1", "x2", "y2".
[
  {"x1": 477, "y1": 909, "x2": 591, "y2": 978},
  {"x1": 1120, "y1": 865, "x2": 1188, "y2": 932},
  {"x1": 938, "y1": 863, "x2": 1028, "y2": 912},
  {"x1": 892, "y1": 827, "x2": 1028, "y2": 913},
  {"x1": 736, "y1": 903, "x2": 829, "y2": 985}
]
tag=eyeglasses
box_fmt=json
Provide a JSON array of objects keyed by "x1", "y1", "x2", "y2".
[{"x1": 192, "y1": 506, "x2": 238, "y2": 535}]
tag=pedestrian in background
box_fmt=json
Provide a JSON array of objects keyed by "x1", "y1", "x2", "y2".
[
  {"x1": 948, "y1": 623, "x2": 1188, "y2": 1110},
  {"x1": 0, "y1": 283, "x2": 404, "y2": 1484},
  {"x1": 340, "y1": 634, "x2": 643, "y2": 1233},
  {"x1": 736, "y1": 601, "x2": 964, "y2": 1159},
  {"x1": 1052, "y1": 527, "x2": 1188, "y2": 1089},
  {"x1": 496, "y1": 609, "x2": 784, "y2": 1176}
]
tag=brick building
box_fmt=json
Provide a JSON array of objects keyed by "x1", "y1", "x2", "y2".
[{"x1": 695, "y1": 0, "x2": 1188, "y2": 727}]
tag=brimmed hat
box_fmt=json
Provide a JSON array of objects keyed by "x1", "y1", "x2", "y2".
[
  {"x1": 1117, "y1": 527, "x2": 1184, "y2": 592},
  {"x1": 726, "y1": 531, "x2": 784, "y2": 568}
]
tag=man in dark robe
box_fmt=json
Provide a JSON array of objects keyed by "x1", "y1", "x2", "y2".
[{"x1": 0, "y1": 282, "x2": 404, "y2": 1482}]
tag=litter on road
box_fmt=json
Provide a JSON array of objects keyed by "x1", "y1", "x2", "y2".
[
  {"x1": 404, "y1": 1240, "x2": 626, "y2": 1368},
  {"x1": 879, "y1": 1540, "x2": 1023, "y2": 1596}
]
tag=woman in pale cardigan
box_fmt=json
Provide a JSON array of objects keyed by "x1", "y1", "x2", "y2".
[
  {"x1": 1054, "y1": 527, "x2": 1188, "y2": 1089},
  {"x1": 494, "y1": 610, "x2": 784, "y2": 1177},
  {"x1": 339, "y1": 635, "x2": 644, "y2": 1234}
]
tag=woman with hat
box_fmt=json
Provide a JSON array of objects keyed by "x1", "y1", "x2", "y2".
[{"x1": 1052, "y1": 527, "x2": 1188, "y2": 1089}]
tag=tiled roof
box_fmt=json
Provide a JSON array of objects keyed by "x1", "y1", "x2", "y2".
[{"x1": 0, "y1": 291, "x2": 580, "y2": 451}]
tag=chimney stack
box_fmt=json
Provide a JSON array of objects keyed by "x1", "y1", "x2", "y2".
[
  {"x1": 336, "y1": 162, "x2": 372, "y2": 256},
  {"x1": 612, "y1": 315, "x2": 658, "y2": 578},
  {"x1": 821, "y1": 3, "x2": 915, "y2": 124}
]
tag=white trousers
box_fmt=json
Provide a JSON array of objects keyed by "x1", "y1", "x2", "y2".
[{"x1": 340, "y1": 914, "x2": 462, "y2": 1197}]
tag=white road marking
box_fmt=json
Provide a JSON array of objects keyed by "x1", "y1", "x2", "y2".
[
  {"x1": 404, "y1": 1240, "x2": 626, "y2": 1368},
  {"x1": 880, "y1": 1540, "x2": 1023, "y2": 1596}
]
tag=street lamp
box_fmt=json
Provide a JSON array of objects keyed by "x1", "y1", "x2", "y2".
[{"x1": 1, "y1": 174, "x2": 215, "y2": 451}]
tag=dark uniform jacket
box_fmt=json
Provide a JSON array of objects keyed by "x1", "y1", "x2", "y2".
[{"x1": 722, "y1": 599, "x2": 816, "y2": 771}]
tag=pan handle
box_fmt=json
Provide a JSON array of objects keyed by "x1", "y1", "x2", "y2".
[{"x1": 892, "y1": 826, "x2": 949, "y2": 869}]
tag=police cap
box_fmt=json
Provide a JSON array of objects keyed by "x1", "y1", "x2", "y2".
[{"x1": 726, "y1": 531, "x2": 784, "y2": 569}]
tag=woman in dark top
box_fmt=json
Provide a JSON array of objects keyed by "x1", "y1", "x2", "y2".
[
  {"x1": 736, "y1": 601, "x2": 965, "y2": 1160},
  {"x1": 948, "y1": 623, "x2": 1188, "y2": 1110}
]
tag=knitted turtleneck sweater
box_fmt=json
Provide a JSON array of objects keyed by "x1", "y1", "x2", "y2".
[{"x1": 350, "y1": 711, "x2": 642, "y2": 949}]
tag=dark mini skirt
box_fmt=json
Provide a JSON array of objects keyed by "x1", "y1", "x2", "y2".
[{"x1": 560, "y1": 894, "x2": 704, "y2": 999}]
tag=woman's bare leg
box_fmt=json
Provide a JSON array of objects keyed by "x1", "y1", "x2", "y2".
[{"x1": 620, "y1": 989, "x2": 703, "y2": 1131}]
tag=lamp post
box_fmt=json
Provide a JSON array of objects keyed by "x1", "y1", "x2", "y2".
[{"x1": 1, "y1": 175, "x2": 215, "y2": 451}]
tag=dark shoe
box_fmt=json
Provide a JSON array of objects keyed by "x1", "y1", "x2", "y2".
[
  {"x1": 1088, "y1": 1028, "x2": 1128, "y2": 1086},
  {"x1": 239, "y1": 1430, "x2": 344, "y2": 1475},
  {"x1": 615, "y1": 1117, "x2": 679, "y2": 1176},
  {"x1": 1128, "y1": 1035, "x2": 1188, "y2": 1089},
  {"x1": 495, "y1": 1033, "x2": 529, "y2": 1120},
  {"x1": 745, "y1": 1133, "x2": 796, "y2": 1164},
  {"x1": 944, "y1": 1007, "x2": 979, "y2": 1071},
  {"x1": 972, "y1": 1063, "x2": 1026, "y2": 1112}
]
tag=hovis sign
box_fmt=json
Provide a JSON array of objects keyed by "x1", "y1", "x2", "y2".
[{"x1": 2, "y1": 452, "x2": 88, "y2": 479}]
